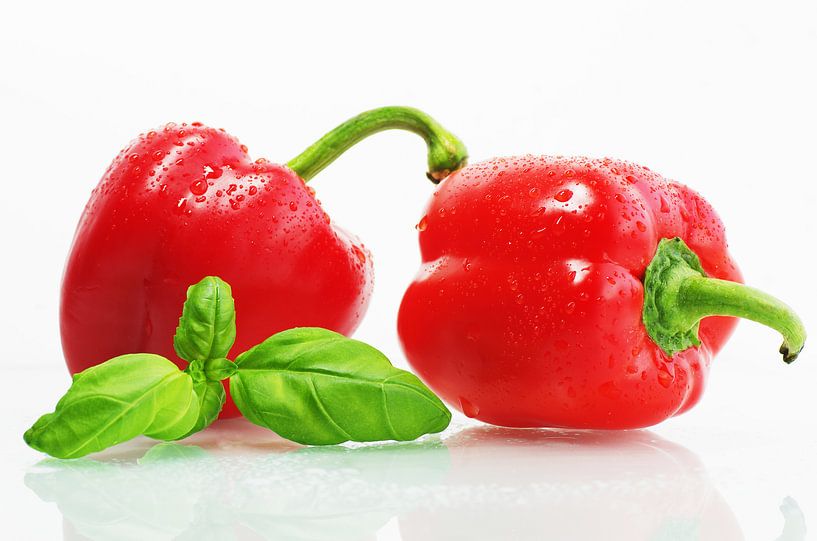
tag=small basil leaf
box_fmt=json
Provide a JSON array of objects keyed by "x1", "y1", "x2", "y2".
[
  {"x1": 230, "y1": 328, "x2": 451, "y2": 445},
  {"x1": 179, "y1": 381, "x2": 226, "y2": 439},
  {"x1": 202, "y1": 357, "x2": 237, "y2": 381},
  {"x1": 173, "y1": 276, "x2": 236, "y2": 363},
  {"x1": 24, "y1": 354, "x2": 200, "y2": 459}
]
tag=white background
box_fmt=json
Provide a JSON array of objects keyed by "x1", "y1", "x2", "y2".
[{"x1": 1, "y1": 1, "x2": 815, "y2": 539}]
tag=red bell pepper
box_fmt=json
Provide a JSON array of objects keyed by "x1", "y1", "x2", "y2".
[
  {"x1": 61, "y1": 108, "x2": 466, "y2": 417},
  {"x1": 396, "y1": 156, "x2": 805, "y2": 428}
]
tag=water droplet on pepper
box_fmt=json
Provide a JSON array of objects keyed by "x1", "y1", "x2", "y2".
[
  {"x1": 352, "y1": 245, "x2": 367, "y2": 265},
  {"x1": 203, "y1": 165, "x2": 223, "y2": 180},
  {"x1": 599, "y1": 381, "x2": 622, "y2": 399},
  {"x1": 190, "y1": 180, "x2": 207, "y2": 196},
  {"x1": 554, "y1": 189, "x2": 573, "y2": 202},
  {"x1": 459, "y1": 397, "x2": 480, "y2": 418}
]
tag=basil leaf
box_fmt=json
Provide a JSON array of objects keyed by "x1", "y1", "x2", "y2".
[
  {"x1": 179, "y1": 381, "x2": 225, "y2": 438},
  {"x1": 201, "y1": 357, "x2": 237, "y2": 382},
  {"x1": 24, "y1": 354, "x2": 200, "y2": 459},
  {"x1": 230, "y1": 328, "x2": 451, "y2": 445},
  {"x1": 173, "y1": 276, "x2": 236, "y2": 363}
]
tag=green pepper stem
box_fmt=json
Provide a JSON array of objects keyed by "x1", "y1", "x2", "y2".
[
  {"x1": 643, "y1": 238, "x2": 806, "y2": 363},
  {"x1": 287, "y1": 106, "x2": 468, "y2": 183},
  {"x1": 678, "y1": 277, "x2": 805, "y2": 362}
]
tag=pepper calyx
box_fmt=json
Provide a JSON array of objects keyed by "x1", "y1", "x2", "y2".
[
  {"x1": 643, "y1": 237, "x2": 806, "y2": 363},
  {"x1": 642, "y1": 238, "x2": 706, "y2": 356}
]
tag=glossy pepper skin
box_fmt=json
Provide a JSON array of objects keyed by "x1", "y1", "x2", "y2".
[
  {"x1": 398, "y1": 156, "x2": 803, "y2": 429},
  {"x1": 61, "y1": 108, "x2": 466, "y2": 419}
]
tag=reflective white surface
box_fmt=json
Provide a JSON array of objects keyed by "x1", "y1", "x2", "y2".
[
  {"x1": 23, "y1": 424, "x2": 744, "y2": 541},
  {"x1": 5, "y1": 365, "x2": 813, "y2": 541}
]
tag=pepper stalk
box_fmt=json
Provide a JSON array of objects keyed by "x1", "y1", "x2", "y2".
[
  {"x1": 643, "y1": 238, "x2": 806, "y2": 362},
  {"x1": 287, "y1": 106, "x2": 468, "y2": 183}
]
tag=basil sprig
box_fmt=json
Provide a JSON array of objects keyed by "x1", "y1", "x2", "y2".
[{"x1": 25, "y1": 277, "x2": 450, "y2": 458}]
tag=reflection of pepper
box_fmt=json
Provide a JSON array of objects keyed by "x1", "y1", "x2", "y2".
[
  {"x1": 398, "y1": 157, "x2": 805, "y2": 428},
  {"x1": 61, "y1": 107, "x2": 465, "y2": 417},
  {"x1": 400, "y1": 427, "x2": 743, "y2": 540}
]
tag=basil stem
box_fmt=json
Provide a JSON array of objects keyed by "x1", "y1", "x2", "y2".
[{"x1": 180, "y1": 379, "x2": 226, "y2": 439}]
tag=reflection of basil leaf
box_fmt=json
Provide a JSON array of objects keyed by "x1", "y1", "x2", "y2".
[
  {"x1": 230, "y1": 328, "x2": 451, "y2": 445},
  {"x1": 24, "y1": 354, "x2": 199, "y2": 459},
  {"x1": 25, "y1": 439, "x2": 451, "y2": 540},
  {"x1": 138, "y1": 442, "x2": 208, "y2": 463},
  {"x1": 173, "y1": 276, "x2": 236, "y2": 362}
]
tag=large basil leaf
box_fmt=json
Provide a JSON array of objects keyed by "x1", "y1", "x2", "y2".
[
  {"x1": 230, "y1": 328, "x2": 451, "y2": 445},
  {"x1": 173, "y1": 276, "x2": 236, "y2": 362},
  {"x1": 24, "y1": 354, "x2": 200, "y2": 459}
]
